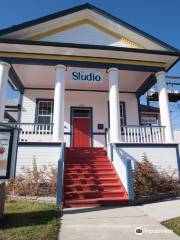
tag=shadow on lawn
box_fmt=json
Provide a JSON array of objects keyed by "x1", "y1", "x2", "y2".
[{"x1": 0, "y1": 210, "x2": 60, "y2": 229}]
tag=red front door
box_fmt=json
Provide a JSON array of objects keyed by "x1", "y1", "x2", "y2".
[{"x1": 73, "y1": 117, "x2": 91, "y2": 147}]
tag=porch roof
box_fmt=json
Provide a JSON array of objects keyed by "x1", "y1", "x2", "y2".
[{"x1": 0, "y1": 39, "x2": 179, "y2": 96}]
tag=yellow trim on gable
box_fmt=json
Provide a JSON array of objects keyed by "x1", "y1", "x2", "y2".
[
  {"x1": 27, "y1": 18, "x2": 142, "y2": 49},
  {"x1": 28, "y1": 19, "x2": 85, "y2": 40},
  {"x1": 0, "y1": 51, "x2": 166, "y2": 68}
]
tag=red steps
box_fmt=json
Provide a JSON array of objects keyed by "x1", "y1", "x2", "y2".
[
  {"x1": 64, "y1": 183, "x2": 123, "y2": 192},
  {"x1": 64, "y1": 190, "x2": 125, "y2": 200},
  {"x1": 63, "y1": 147, "x2": 129, "y2": 208},
  {"x1": 64, "y1": 177, "x2": 120, "y2": 185},
  {"x1": 64, "y1": 173, "x2": 117, "y2": 178},
  {"x1": 64, "y1": 198, "x2": 129, "y2": 208},
  {"x1": 66, "y1": 156, "x2": 107, "y2": 160},
  {"x1": 65, "y1": 163, "x2": 113, "y2": 168},
  {"x1": 65, "y1": 169, "x2": 115, "y2": 174}
]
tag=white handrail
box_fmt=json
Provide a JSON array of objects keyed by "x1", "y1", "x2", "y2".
[{"x1": 111, "y1": 143, "x2": 134, "y2": 201}]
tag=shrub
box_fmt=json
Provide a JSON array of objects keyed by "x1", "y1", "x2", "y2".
[
  {"x1": 133, "y1": 153, "x2": 179, "y2": 198},
  {"x1": 6, "y1": 159, "x2": 57, "y2": 197}
]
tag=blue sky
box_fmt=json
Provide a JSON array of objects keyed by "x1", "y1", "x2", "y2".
[
  {"x1": 1, "y1": 0, "x2": 180, "y2": 126},
  {"x1": 1, "y1": 0, "x2": 179, "y2": 50}
]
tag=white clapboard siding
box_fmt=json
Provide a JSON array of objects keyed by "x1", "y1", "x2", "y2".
[
  {"x1": 119, "y1": 146, "x2": 179, "y2": 177},
  {"x1": 65, "y1": 91, "x2": 139, "y2": 131},
  {"x1": 93, "y1": 135, "x2": 106, "y2": 147},
  {"x1": 173, "y1": 130, "x2": 180, "y2": 143},
  {"x1": 21, "y1": 89, "x2": 54, "y2": 123},
  {"x1": 16, "y1": 145, "x2": 61, "y2": 175},
  {"x1": 21, "y1": 90, "x2": 139, "y2": 146}
]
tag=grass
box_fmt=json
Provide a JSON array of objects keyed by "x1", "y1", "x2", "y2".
[
  {"x1": 0, "y1": 200, "x2": 61, "y2": 240},
  {"x1": 162, "y1": 217, "x2": 180, "y2": 236}
]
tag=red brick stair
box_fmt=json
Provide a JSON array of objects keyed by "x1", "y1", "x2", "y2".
[{"x1": 63, "y1": 147, "x2": 129, "y2": 208}]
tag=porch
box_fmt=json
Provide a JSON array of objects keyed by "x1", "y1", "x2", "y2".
[{"x1": 0, "y1": 40, "x2": 178, "y2": 147}]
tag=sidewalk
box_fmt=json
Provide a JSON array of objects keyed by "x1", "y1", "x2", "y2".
[
  {"x1": 140, "y1": 198, "x2": 180, "y2": 222},
  {"x1": 59, "y1": 199, "x2": 180, "y2": 240}
]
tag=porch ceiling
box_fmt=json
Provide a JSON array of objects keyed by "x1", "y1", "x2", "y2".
[
  {"x1": 12, "y1": 64, "x2": 150, "y2": 92},
  {"x1": 1, "y1": 40, "x2": 178, "y2": 93}
]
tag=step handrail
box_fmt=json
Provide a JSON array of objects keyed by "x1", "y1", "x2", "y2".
[
  {"x1": 111, "y1": 143, "x2": 134, "y2": 201},
  {"x1": 56, "y1": 142, "x2": 65, "y2": 208}
]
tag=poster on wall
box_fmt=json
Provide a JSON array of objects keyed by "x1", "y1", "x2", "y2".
[
  {"x1": 0, "y1": 131, "x2": 11, "y2": 178},
  {"x1": 141, "y1": 115, "x2": 158, "y2": 125}
]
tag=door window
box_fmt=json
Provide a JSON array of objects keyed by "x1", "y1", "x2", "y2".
[{"x1": 72, "y1": 109, "x2": 91, "y2": 118}]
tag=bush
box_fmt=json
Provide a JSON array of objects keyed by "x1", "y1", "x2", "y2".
[
  {"x1": 133, "y1": 154, "x2": 179, "y2": 198},
  {"x1": 6, "y1": 159, "x2": 57, "y2": 197}
]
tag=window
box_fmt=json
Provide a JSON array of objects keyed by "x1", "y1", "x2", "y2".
[
  {"x1": 120, "y1": 102, "x2": 126, "y2": 126},
  {"x1": 108, "y1": 101, "x2": 126, "y2": 127},
  {"x1": 72, "y1": 109, "x2": 91, "y2": 118},
  {"x1": 36, "y1": 100, "x2": 53, "y2": 124}
]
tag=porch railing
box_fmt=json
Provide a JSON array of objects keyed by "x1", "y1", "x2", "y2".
[
  {"x1": 122, "y1": 125, "x2": 166, "y2": 144},
  {"x1": 6, "y1": 123, "x2": 54, "y2": 142},
  {"x1": 3, "y1": 123, "x2": 165, "y2": 144},
  {"x1": 106, "y1": 125, "x2": 166, "y2": 145}
]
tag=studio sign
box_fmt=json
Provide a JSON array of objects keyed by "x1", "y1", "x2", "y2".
[{"x1": 70, "y1": 71, "x2": 103, "y2": 83}]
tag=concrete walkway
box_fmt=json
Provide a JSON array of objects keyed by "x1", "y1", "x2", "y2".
[
  {"x1": 59, "y1": 199, "x2": 180, "y2": 240},
  {"x1": 140, "y1": 198, "x2": 180, "y2": 222}
]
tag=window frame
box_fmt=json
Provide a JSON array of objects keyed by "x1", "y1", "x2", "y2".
[
  {"x1": 107, "y1": 101, "x2": 126, "y2": 128},
  {"x1": 120, "y1": 102, "x2": 127, "y2": 127},
  {"x1": 35, "y1": 98, "x2": 54, "y2": 124}
]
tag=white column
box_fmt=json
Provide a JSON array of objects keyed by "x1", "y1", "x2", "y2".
[
  {"x1": 156, "y1": 71, "x2": 174, "y2": 143},
  {"x1": 0, "y1": 62, "x2": 10, "y2": 122},
  {"x1": 108, "y1": 68, "x2": 121, "y2": 143},
  {"x1": 53, "y1": 65, "x2": 66, "y2": 142}
]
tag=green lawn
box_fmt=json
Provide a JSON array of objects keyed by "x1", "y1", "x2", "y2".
[
  {"x1": 0, "y1": 200, "x2": 61, "y2": 240},
  {"x1": 162, "y1": 217, "x2": 180, "y2": 236}
]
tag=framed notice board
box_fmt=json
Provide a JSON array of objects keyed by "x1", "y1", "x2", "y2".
[{"x1": 0, "y1": 129, "x2": 13, "y2": 179}]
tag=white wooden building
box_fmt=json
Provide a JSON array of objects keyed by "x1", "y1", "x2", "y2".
[{"x1": 0, "y1": 3, "x2": 179, "y2": 206}]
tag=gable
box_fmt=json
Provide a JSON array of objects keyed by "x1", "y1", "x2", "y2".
[
  {"x1": 38, "y1": 21, "x2": 140, "y2": 48},
  {"x1": 0, "y1": 3, "x2": 177, "y2": 51}
]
